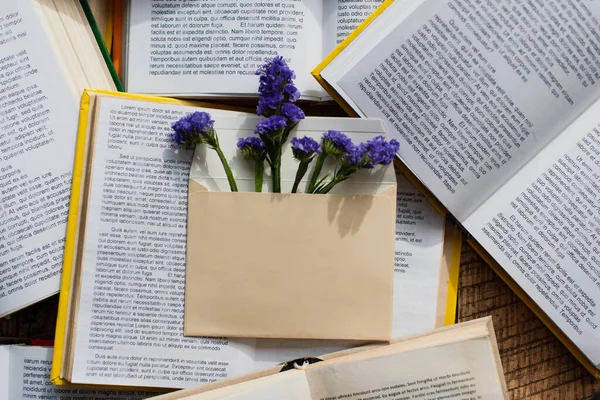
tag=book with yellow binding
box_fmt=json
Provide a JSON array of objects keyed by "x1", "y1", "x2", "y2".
[
  {"x1": 313, "y1": 0, "x2": 600, "y2": 377},
  {"x1": 51, "y1": 89, "x2": 462, "y2": 389}
]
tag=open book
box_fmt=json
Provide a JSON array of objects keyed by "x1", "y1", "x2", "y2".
[
  {"x1": 51, "y1": 90, "x2": 460, "y2": 389},
  {"x1": 150, "y1": 318, "x2": 508, "y2": 400},
  {"x1": 0, "y1": 346, "x2": 154, "y2": 399},
  {"x1": 0, "y1": 0, "x2": 116, "y2": 318},
  {"x1": 314, "y1": 0, "x2": 600, "y2": 376},
  {"x1": 121, "y1": 0, "x2": 383, "y2": 100}
]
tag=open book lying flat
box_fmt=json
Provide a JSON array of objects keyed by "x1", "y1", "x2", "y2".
[
  {"x1": 120, "y1": 0, "x2": 384, "y2": 101},
  {"x1": 0, "y1": 0, "x2": 116, "y2": 318},
  {"x1": 52, "y1": 90, "x2": 461, "y2": 390},
  {"x1": 150, "y1": 318, "x2": 508, "y2": 400},
  {"x1": 313, "y1": 0, "x2": 600, "y2": 376}
]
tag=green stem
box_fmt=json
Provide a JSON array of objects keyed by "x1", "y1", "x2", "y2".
[
  {"x1": 315, "y1": 177, "x2": 340, "y2": 194},
  {"x1": 272, "y1": 146, "x2": 282, "y2": 193},
  {"x1": 215, "y1": 146, "x2": 238, "y2": 192},
  {"x1": 291, "y1": 160, "x2": 310, "y2": 193},
  {"x1": 254, "y1": 158, "x2": 264, "y2": 192},
  {"x1": 307, "y1": 152, "x2": 327, "y2": 193}
]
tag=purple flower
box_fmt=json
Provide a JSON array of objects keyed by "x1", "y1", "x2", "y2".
[
  {"x1": 170, "y1": 111, "x2": 215, "y2": 148},
  {"x1": 345, "y1": 143, "x2": 366, "y2": 166},
  {"x1": 291, "y1": 136, "x2": 321, "y2": 161},
  {"x1": 237, "y1": 137, "x2": 266, "y2": 160},
  {"x1": 257, "y1": 92, "x2": 285, "y2": 117},
  {"x1": 321, "y1": 130, "x2": 353, "y2": 156},
  {"x1": 255, "y1": 115, "x2": 288, "y2": 136},
  {"x1": 281, "y1": 103, "x2": 305, "y2": 124},
  {"x1": 255, "y1": 56, "x2": 299, "y2": 117},
  {"x1": 284, "y1": 84, "x2": 301, "y2": 102},
  {"x1": 362, "y1": 136, "x2": 400, "y2": 167}
]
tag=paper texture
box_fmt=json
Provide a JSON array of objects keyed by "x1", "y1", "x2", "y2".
[{"x1": 185, "y1": 117, "x2": 397, "y2": 340}]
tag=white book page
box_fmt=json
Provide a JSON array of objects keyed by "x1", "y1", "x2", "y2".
[
  {"x1": 0, "y1": 347, "x2": 9, "y2": 399},
  {"x1": 306, "y1": 338, "x2": 506, "y2": 400},
  {"x1": 322, "y1": 0, "x2": 384, "y2": 55},
  {"x1": 174, "y1": 371, "x2": 311, "y2": 400},
  {"x1": 126, "y1": 0, "x2": 324, "y2": 99},
  {"x1": 392, "y1": 171, "x2": 444, "y2": 336},
  {"x1": 324, "y1": 0, "x2": 600, "y2": 220},
  {"x1": 464, "y1": 97, "x2": 600, "y2": 366},
  {"x1": 251, "y1": 172, "x2": 445, "y2": 370},
  {"x1": 70, "y1": 97, "x2": 256, "y2": 389},
  {"x1": 6, "y1": 346, "x2": 153, "y2": 399},
  {"x1": 0, "y1": 1, "x2": 79, "y2": 317}
]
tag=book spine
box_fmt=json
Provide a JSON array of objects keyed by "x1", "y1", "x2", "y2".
[{"x1": 79, "y1": 0, "x2": 124, "y2": 91}]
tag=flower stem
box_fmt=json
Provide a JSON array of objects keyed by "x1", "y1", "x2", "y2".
[
  {"x1": 215, "y1": 146, "x2": 238, "y2": 192},
  {"x1": 272, "y1": 146, "x2": 282, "y2": 193},
  {"x1": 292, "y1": 160, "x2": 310, "y2": 193},
  {"x1": 307, "y1": 152, "x2": 327, "y2": 193},
  {"x1": 315, "y1": 177, "x2": 341, "y2": 194},
  {"x1": 254, "y1": 158, "x2": 264, "y2": 192}
]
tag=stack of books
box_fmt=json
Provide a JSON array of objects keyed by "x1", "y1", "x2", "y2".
[{"x1": 1, "y1": 0, "x2": 600, "y2": 398}]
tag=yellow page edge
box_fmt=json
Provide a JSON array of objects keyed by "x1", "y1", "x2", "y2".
[
  {"x1": 467, "y1": 238, "x2": 600, "y2": 379},
  {"x1": 312, "y1": 0, "x2": 395, "y2": 116},
  {"x1": 444, "y1": 225, "x2": 462, "y2": 326},
  {"x1": 51, "y1": 89, "x2": 248, "y2": 389}
]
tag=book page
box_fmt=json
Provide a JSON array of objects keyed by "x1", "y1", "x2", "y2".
[
  {"x1": 0, "y1": 1, "x2": 79, "y2": 317},
  {"x1": 322, "y1": 0, "x2": 384, "y2": 54},
  {"x1": 70, "y1": 97, "x2": 257, "y2": 389},
  {"x1": 464, "y1": 97, "x2": 600, "y2": 366},
  {"x1": 6, "y1": 346, "x2": 154, "y2": 399},
  {"x1": 0, "y1": 347, "x2": 9, "y2": 398},
  {"x1": 328, "y1": 0, "x2": 600, "y2": 220},
  {"x1": 306, "y1": 338, "x2": 506, "y2": 400},
  {"x1": 172, "y1": 371, "x2": 312, "y2": 400},
  {"x1": 250, "y1": 171, "x2": 445, "y2": 370},
  {"x1": 126, "y1": 0, "x2": 324, "y2": 99}
]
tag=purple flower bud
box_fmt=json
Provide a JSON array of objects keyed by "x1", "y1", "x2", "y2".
[
  {"x1": 362, "y1": 136, "x2": 400, "y2": 167},
  {"x1": 170, "y1": 111, "x2": 215, "y2": 148},
  {"x1": 321, "y1": 130, "x2": 353, "y2": 156},
  {"x1": 281, "y1": 103, "x2": 305, "y2": 124},
  {"x1": 291, "y1": 136, "x2": 321, "y2": 161},
  {"x1": 237, "y1": 137, "x2": 266, "y2": 160},
  {"x1": 255, "y1": 115, "x2": 288, "y2": 136},
  {"x1": 255, "y1": 56, "x2": 299, "y2": 117}
]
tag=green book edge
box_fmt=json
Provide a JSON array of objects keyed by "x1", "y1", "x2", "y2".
[{"x1": 79, "y1": 0, "x2": 124, "y2": 92}]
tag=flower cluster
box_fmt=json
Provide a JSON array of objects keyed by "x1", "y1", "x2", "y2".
[
  {"x1": 253, "y1": 56, "x2": 305, "y2": 192},
  {"x1": 291, "y1": 136, "x2": 320, "y2": 161},
  {"x1": 170, "y1": 112, "x2": 216, "y2": 149},
  {"x1": 307, "y1": 134, "x2": 399, "y2": 194},
  {"x1": 256, "y1": 56, "x2": 301, "y2": 117},
  {"x1": 168, "y1": 56, "x2": 400, "y2": 195}
]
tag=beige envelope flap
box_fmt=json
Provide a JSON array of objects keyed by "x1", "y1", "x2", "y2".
[{"x1": 185, "y1": 179, "x2": 396, "y2": 340}]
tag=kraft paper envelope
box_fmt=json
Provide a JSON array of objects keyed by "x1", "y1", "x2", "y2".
[{"x1": 184, "y1": 116, "x2": 397, "y2": 341}]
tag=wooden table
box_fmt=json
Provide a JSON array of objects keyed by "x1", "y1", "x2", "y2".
[{"x1": 2, "y1": 239, "x2": 600, "y2": 399}]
